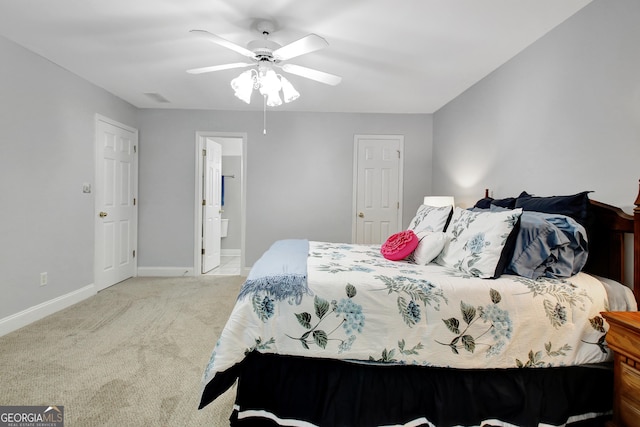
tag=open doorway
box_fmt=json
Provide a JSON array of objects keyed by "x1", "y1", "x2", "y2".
[{"x1": 194, "y1": 132, "x2": 247, "y2": 276}]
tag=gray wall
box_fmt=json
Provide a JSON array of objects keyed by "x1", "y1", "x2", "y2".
[
  {"x1": 433, "y1": 0, "x2": 640, "y2": 212},
  {"x1": 0, "y1": 35, "x2": 138, "y2": 319},
  {"x1": 137, "y1": 110, "x2": 433, "y2": 267}
]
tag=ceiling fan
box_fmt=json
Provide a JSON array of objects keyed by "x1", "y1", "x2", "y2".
[{"x1": 186, "y1": 20, "x2": 342, "y2": 89}]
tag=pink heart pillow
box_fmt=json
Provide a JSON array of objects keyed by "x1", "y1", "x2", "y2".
[{"x1": 381, "y1": 230, "x2": 419, "y2": 261}]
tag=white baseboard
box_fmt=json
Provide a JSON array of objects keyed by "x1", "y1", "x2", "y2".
[
  {"x1": 0, "y1": 284, "x2": 96, "y2": 337},
  {"x1": 137, "y1": 267, "x2": 195, "y2": 277}
]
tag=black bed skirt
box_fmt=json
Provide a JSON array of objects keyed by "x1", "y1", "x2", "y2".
[{"x1": 206, "y1": 352, "x2": 613, "y2": 427}]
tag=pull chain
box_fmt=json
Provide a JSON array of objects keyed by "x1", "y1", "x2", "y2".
[{"x1": 263, "y1": 95, "x2": 267, "y2": 135}]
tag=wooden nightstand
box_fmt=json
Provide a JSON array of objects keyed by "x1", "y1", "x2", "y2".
[{"x1": 602, "y1": 311, "x2": 640, "y2": 427}]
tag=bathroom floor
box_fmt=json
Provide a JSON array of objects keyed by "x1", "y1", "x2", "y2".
[{"x1": 205, "y1": 255, "x2": 241, "y2": 276}]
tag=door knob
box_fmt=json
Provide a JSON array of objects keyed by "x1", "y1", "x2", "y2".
[
  {"x1": 99, "y1": 212, "x2": 108, "y2": 218},
  {"x1": 358, "y1": 212, "x2": 364, "y2": 218}
]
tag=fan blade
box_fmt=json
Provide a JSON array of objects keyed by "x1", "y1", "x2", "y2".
[
  {"x1": 186, "y1": 62, "x2": 253, "y2": 74},
  {"x1": 190, "y1": 29, "x2": 256, "y2": 58},
  {"x1": 272, "y1": 34, "x2": 328, "y2": 61},
  {"x1": 280, "y1": 64, "x2": 342, "y2": 86}
]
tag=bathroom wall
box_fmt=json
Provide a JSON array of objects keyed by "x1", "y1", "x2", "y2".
[{"x1": 221, "y1": 154, "x2": 242, "y2": 252}]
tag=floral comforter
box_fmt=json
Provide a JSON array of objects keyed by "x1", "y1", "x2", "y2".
[{"x1": 202, "y1": 240, "x2": 634, "y2": 393}]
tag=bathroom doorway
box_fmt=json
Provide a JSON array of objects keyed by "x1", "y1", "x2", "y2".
[{"x1": 194, "y1": 132, "x2": 246, "y2": 276}]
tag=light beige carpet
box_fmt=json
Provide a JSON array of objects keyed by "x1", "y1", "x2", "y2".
[{"x1": 0, "y1": 275, "x2": 243, "y2": 426}]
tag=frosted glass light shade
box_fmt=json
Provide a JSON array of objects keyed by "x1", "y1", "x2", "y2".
[
  {"x1": 423, "y1": 196, "x2": 455, "y2": 208},
  {"x1": 230, "y1": 66, "x2": 300, "y2": 106},
  {"x1": 230, "y1": 70, "x2": 254, "y2": 104},
  {"x1": 265, "y1": 92, "x2": 282, "y2": 107},
  {"x1": 258, "y1": 67, "x2": 281, "y2": 96},
  {"x1": 280, "y1": 76, "x2": 300, "y2": 103}
]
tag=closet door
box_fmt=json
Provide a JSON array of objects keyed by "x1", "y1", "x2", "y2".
[
  {"x1": 352, "y1": 135, "x2": 404, "y2": 244},
  {"x1": 95, "y1": 116, "x2": 138, "y2": 290}
]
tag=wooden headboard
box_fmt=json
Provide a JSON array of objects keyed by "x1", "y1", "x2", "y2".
[{"x1": 583, "y1": 180, "x2": 640, "y2": 304}]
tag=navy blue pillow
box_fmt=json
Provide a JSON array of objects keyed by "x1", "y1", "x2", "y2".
[
  {"x1": 491, "y1": 197, "x2": 517, "y2": 209},
  {"x1": 493, "y1": 214, "x2": 521, "y2": 278},
  {"x1": 473, "y1": 197, "x2": 493, "y2": 209},
  {"x1": 473, "y1": 196, "x2": 517, "y2": 209},
  {"x1": 514, "y1": 191, "x2": 592, "y2": 226}
]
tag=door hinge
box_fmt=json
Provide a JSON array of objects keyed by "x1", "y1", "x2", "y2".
[
  {"x1": 397, "y1": 150, "x2": 401, "y2": 159},
  {"x1": 202, "y1": 199, "x2": 206, "y2": 206},
  {"x1": 134, "y1": 145, "x2": 137, "y2": 154},
  {"x1": 133, "y1": 198, "x2": 136, "y2": 206},
  {"x1": 397, "y1": 202, "x2": 400, "y2": 209},
  {"x1": 133, "y1": 250, "x2": 136, "y2": 258},
  {"x1": 202, "y1": 149, "x2": 206, "y2": 156},
  {"x1": 201, "y1": 248, "x2": 205, "y2": 255}
]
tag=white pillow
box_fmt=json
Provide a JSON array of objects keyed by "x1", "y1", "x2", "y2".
[
  {"x1": 408, "y1": 231, "x2": 447, "y2": 265},
  {"x1": 408, "y1": 205, "x2": 452, "y2": 233},
  {"x1": 435, "y1": 207, "x2": 522, "y2": 278}
]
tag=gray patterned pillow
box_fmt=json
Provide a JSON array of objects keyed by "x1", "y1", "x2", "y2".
[{"x1": 435, "y1": 207, "x2": 522, "y2": 278}]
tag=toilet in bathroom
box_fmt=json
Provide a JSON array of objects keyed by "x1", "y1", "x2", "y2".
[{"x1": 221, "y1": 219, "x2": 229, "y2": 238}]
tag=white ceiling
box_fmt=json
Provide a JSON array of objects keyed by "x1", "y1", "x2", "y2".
[{"x1": 0, "y1": 0, "x2": 592, "y2": 113}]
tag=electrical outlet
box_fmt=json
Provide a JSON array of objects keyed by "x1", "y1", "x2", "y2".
[{"x1": 40, "y1": 272, "x2": 48, "y2": 286}]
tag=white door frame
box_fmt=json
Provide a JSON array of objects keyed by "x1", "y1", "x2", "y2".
[
  {"x1": 94, "y1": 114, "x2": 138, "y2": 290},
  {"x1": 351, "y1": 134, "x2": 404, "y2": 243},
  {"x1": 194, "y1": 132, "x2": 247, "y2": 276}
]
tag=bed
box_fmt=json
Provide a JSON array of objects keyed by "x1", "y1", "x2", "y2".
[{"x1": 199, "y1": 182, "x2": 640, "y2": 427}]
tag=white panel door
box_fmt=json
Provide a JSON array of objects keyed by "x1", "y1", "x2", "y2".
[
  {"x1": 95, "y1": 117, "x2": 138, "y2": 291},
  {"x1": 353, "y1": 135, "x2": 403, "y2": 244},
  {"x1": 202, "y1": 139, "x2": 222, "y2": 273}
]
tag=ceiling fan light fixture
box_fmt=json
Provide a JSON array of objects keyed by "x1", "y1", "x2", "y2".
[
  {"x1": 189, "y1": 23, "x2": 341, "y2": 109},
  {"x1": 230, "y1": 65, "x2": 300, "y2": 106},
  {"x1": 230, "y1": 69, "x2": 255, "y2": 104},
  {"x1": 280, "y1": 76, "x2": 300, "y2": 103},
  {"x1": 265, "y1": 91, "x2": 283, "y2": 107},
  {"x1": 258, "y1": 66, "x2": 281, "y2": 96}
]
